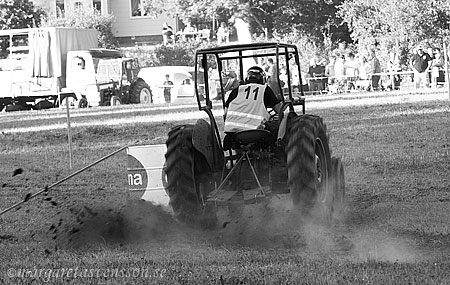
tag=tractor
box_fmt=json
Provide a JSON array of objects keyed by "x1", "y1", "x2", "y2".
[
  {"x1": 66, "y1": 49, "x2": 152, "y2": 108},
  {"x1": 164, "y1": 43, "x2": 345, "y2": 227}
]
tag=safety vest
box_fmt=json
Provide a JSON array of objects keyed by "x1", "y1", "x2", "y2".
[{"x1": 224, "y1": 83, "x2": 270, "y2": 132}]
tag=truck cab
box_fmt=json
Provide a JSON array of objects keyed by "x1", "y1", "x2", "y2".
[{"x1": 66, "y1": 49, "x2": 151, "y2": 107}]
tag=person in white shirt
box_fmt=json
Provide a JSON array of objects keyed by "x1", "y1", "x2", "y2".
[
  {"x1": 216, "y1": 22, "x2": 229, "y2": 45},
  {"x1": 344, "y1": 52, "x2": 359, "y2": 90}
]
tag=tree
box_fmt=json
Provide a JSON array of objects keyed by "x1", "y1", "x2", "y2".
[
  {"x1": 145, "y1": 0, "x2": 349, "y2": 45},
  {"x1": 273, "y1": 0, "x2": 350, "y2": 44},
  {"x1": 41, "y1": 7, "x2": 118, "y2": 48},
  {"x1": 0, "y1": 0, "x2": 45, "y2": 29},
  {"x1": 338, "y1": 0, "x2": 450, "y2": 53}
]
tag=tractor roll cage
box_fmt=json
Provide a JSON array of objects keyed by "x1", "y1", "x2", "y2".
[
  {"x1": 194, "y1": 42, "x2": 304, "y2": 110},
  {"x1": 193, "y1": 43, "x2": 305, "y2": 171}
]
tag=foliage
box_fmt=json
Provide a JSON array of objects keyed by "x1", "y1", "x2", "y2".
[
  {"x1": 338, "y1": 0, "x2": 450, "y2": 63},
  {"x1": 271, "y1": 0, "x2": 350, "y2": 44},
  {"x1": 121, "y1": 40, "x2": 218, "y2": 67},
  {"x1": 255, "y1": 30, "x2": 326, "y2": 73},
  {"x1": 0, "y1": 0, "x2": 45, "y2": 57},
  {"x1": 40, "y1": 7, "x2": 118, "y2": 49},
  {"x1": 136, "y1": 0, "x2": 168, "y2": 18},
  {"x1": 142, "y1": 0, "x2": 349, "y2": 47},
  {"x1": 0, "y1": 0, "x2": 45, "y2": 30}
]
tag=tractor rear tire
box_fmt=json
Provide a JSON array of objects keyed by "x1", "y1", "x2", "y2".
[
  {"x1": 131, "y1": 80, "x2": 152, "y2": 104},
  {"x1": 331, "y1": 156, "x2": 345, "y2": 216},
  {"x1": 165, "y1": 124, "x2": 217, "y2": 228},
  {"x1": 285, "y1": 114, "x2": 332, "y2": 216}
]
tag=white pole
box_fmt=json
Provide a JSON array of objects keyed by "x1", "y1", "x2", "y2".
[
  {"x1": 65, "y1": 96, "x2": 73, "y2": 169},
  {"x1": 444, "y1": 42, "x2": 450, "y2": 100}
]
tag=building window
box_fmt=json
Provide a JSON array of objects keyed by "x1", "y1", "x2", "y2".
[
  {"x1": 74, "y1": 1, "x2": 83, "y2": 10},
  {"x1": 56, "y1": 0, "x2": 64, "y2": 17},
  {"x1": 131, "y1": 0, "x2": 150, "y2": 17},
  {"x1": 93, "y1": 0, "x2": 101, "y2": 11}
]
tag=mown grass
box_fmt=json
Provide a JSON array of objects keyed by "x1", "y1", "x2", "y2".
[{"x1": 1, "y1": 92, "x2": 450, "y2": 284}]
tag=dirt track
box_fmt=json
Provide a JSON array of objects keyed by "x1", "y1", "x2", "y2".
[{"x1": 1, "y1": 90, "x2": 450, "y2": 283}]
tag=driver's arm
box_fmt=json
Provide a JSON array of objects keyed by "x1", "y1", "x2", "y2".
[
  {"x1": 223, "y1": 88, "x2": 238, "y2": 120},
  {"x1": 272, "y1": 102, "x2": 283, "y2": 114},
  {"x1": 264, "y1": 86, "x2": 282, "y2": 114}
]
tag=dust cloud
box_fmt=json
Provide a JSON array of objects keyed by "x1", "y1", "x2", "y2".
[{"x1": 38, "y1": 192, "x2": 420, "y2": 263}]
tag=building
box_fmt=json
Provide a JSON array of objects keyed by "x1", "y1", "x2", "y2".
[{"x1": 33, "y1": 0, "x2": 179, "y2": 46}]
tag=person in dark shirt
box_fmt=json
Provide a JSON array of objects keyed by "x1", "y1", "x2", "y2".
[
  {"x1": 163, "y1": 74, "x2": 174, "y2": 103},
  {"x1": 307, "y1": 58, "x2": 326, "y2": 92},
  {"x1": 410, "y1": 45, "x2": 431, "y2": 89}
]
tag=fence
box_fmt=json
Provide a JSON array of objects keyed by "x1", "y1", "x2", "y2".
[{"x1": 303, "y1": 68, "x2": 450, "y2": 96}]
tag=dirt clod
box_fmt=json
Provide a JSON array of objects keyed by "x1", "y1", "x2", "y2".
[{"x1": 12, "y1": 168, "x2": 23, "y2": 177}]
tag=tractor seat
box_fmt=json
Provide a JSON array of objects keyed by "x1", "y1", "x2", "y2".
[{"x1": 231, "y1": 129, "x2": 274, "y2": 148}]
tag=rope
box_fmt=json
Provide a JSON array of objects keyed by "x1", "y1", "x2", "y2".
[{"x1": 0, "y1": 144, "x2": 133, "y2": 217}]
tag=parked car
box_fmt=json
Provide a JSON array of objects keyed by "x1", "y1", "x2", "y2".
[{"x1": 138, "y1": 66, "x2": 204, "y2": 104}]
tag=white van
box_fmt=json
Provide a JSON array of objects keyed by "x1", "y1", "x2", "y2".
[{"x1": 138, "y1": 66, "x2": 204, "y2": 104}]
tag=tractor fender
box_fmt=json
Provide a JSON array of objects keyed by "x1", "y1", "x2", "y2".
[{"x1": 192, "y1": 119, "x2": 223, "y2": 172}]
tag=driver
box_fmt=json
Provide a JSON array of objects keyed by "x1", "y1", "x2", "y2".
[{"x1": 223, "y1": 66, "x2": 282, "y2": 149}]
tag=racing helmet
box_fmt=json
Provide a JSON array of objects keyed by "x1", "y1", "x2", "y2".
[{"x1": 245, "y1": 66, "x2": 266, "y2": 84}]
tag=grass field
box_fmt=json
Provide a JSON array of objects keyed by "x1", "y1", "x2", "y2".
[{"x1": 1, "y1": 90, "x2": 450, "y2": 284}]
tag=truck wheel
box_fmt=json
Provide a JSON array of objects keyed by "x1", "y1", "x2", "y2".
[
  {"x1": 78, "y1": 98, "x2": 88, "y2": 108},
  {"x1": 131, "y1": 80, "x2": 152, "y2": 104},
  {"x1": 0, "y1": 102, "x2": 5, "y2": 112},
  {"x1": 165, "y1": 124, "x2": 217, "y2": 228},
  {"x1": 110, "y1": 96, "x2": 121, "y2": 106},
  {"x1": 331, "y1": 157, "x2": 345, "y2": 216},
  {"x1": 5, "y1": 104, "x2": 32, "y2": 112},
  {"x1": 285, "y1": 114, "x2": 332, "y2": 216}
]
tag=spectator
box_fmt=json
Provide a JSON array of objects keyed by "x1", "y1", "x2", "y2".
[
  {"x1": 287, "y1": 57, "x2": 301, "y2": 92},
  {"x1": 431, "y1": 47, "x2": 444, "y2": 88},
  {"x1": 335, "y1": 42, "x2": 349, "y2": 58},
  {"x1": 357, "y1": 56, "x2": 371, "y2": 91},
  {"x1": 344, "y1": 52, "x2": 359, "y2": 90},
  {"x1": 323, "y1": 55, "x2": 335, "y2": 91},
  {"x1": 162, "y1": 22, "x2": 174, "y2": 45},
  {"x1": 426, "y1": 46, "x2": 435, "y2": 83},
  {"x1": 308, "y1": 58, "x2": 325, "y2": 77},
  {"x1": 325, "y1": 55, "x2": 336, "y2": 82},
  {"x1": 426, "y1": 47, "x2": 435, "y2": 60},
  {"x1": 216, "y1": 22, "x2": 229, "y2": 45},
  {"x1": 358, "y1": 56, "x2": 368, "y2": 79},
  {"x1": 184, "y1": 21, "x2": 196, "y2": 33},
  {"x1": 300, "y1": 70, "x2": 309, "y2": 93},
  {"x1": 208, "y1": 66, "x2": 220, "y2": 100},
  {"x1": 366, "y1": 49, "x2": 382, "y2": 91},
  {"x1": 308, "y1": 58, "x2": 326, "y2": 92},
  {"x1": 313, "y1": 52, "x2": 327, "y2": 67},
  {"x1": 163, "y1": 74, "x2": 173, "y2": 103},
  {"x1": 218, "y1": 71, "x2": 240, "y2": 101},
  {"x1": 410, "y1": 45, "x2": 431, "y2": 89},
  {"x1": 181, "y1": 21, "x2": 197, "y2": 41},
  {"x1": 387, "y1": 51, "x2": 402, "y2": 90},
  {"x1": 267, "y1": 58, "x2": 281, "y2": 96},
  {"x1": 334, "y1": 53, "x2": 346, "y2": 92}
]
